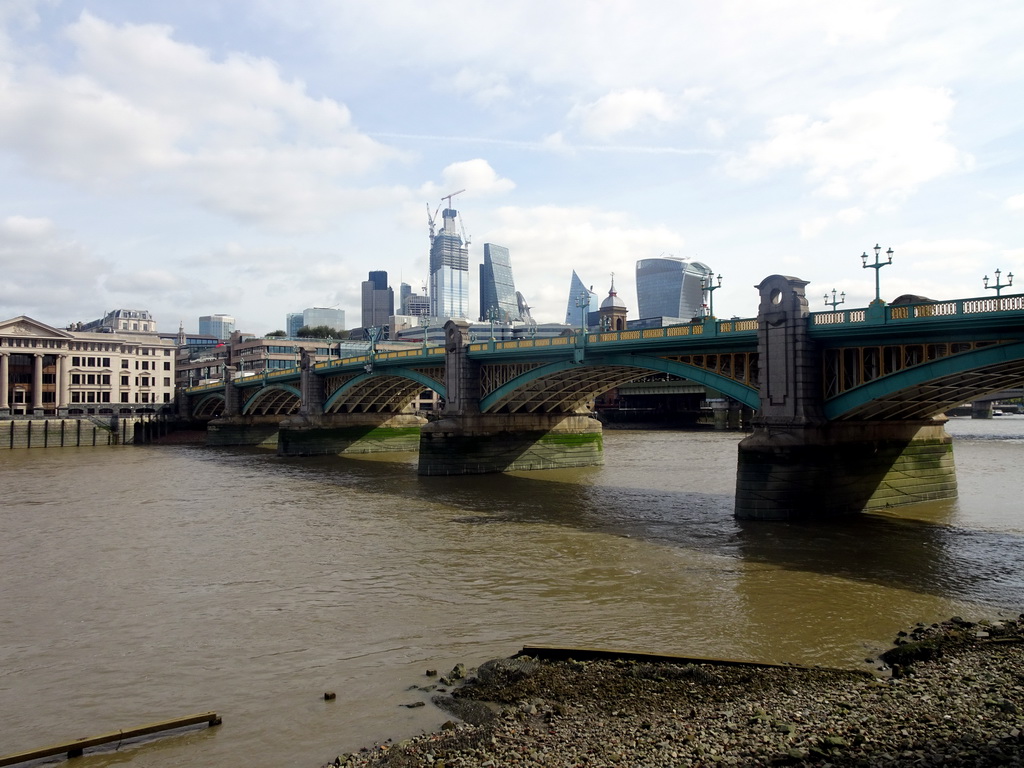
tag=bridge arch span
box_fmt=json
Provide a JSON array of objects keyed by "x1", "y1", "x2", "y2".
[
  {"x1": 324, "y1": 370, "x2": 445, "y2": 414},
  {"x1": 479, "y1": 354, "x2": 760, "y2": 414},
  {"x1": 242, "y1": 384, "x2": 302, "y2": 416},
  {"x1": 825, "y1": 340, "x2": 1024, "y2": 420},
  {"x1": 193, "y1": 393, "x2": 226, "y2": 418}
]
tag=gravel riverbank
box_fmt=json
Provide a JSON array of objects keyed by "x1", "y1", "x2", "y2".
[{"x1": 325, "y1": 617, "x2": 1024, "y2": 767}]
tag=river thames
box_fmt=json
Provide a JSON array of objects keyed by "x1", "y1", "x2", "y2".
[{"x1": 1, "y1": 417, "x2": 1022, "y2": 766}]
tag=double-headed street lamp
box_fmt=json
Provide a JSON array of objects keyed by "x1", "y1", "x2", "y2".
[
  {"x1": 824, "y1": 288, "x2": 846, "y2": 310},
  {"x1": 487, "y1": 306, "x2": 500, "y2": 341},
  {"x1": 419, "y1": 314, "x2": 429, "y2": 352},
  {"x1": 702, "y1": 273, "x2": 722, "y2": 319},
  {"x1": 984, "y1": 268, "x2": 1014, "y2": 298},
  {"x1": 861, "y1": 244, "x2": 893, "y2": 304},
  {"x1": 575, "y1": 291, "x2": 590, "y2": 337}
]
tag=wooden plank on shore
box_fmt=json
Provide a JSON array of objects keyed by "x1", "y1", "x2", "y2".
[
  {"x1": 517, "y1": 645, "x2": 872, "y2": 676},
  {"x1": 0, "y1": 711, "x2": 221, "y2": 767}
]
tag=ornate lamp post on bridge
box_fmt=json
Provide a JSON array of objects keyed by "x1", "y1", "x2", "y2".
[
  {"x1": 487, "y1": 306, "x2": 499, "y2": 341},
  {"x1": 824, "y1": 288, "x2": 846, "y2": 310},
  {"x1": 861, "y1": 244, "x2": 893, "y2": 305},
  {"x1": 702, "y1": 273, "x2": 722, "y2": 319},
  {"x1": 983, "y1": 269, "x2": 1014, "y2": 299},
  {"x1": 419, "y1": 314, "x2": 429, "y2": 352},
  {"x1": 364, "y1": 326, "x2": 382, "y2": 374},
  {"x1": 575, "y1": 291, "x2": 591, "y2": 339}
]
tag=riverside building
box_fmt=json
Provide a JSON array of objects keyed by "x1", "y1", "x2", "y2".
[{"x1": 0, "y1": 314, "x2": 176, "y2": 417}]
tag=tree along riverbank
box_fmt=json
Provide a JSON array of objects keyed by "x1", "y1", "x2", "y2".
[{"x1": 326, "y1": 616, "x2": 1024, "y2": 767}]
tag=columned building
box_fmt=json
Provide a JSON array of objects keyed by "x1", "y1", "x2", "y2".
[{"x1": 0, "y1": 315, "x2": 177, "y2": 417}]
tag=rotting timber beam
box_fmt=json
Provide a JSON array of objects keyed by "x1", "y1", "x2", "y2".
[{"x1": 0, "y1": 711, "x2": 222, "y2": 766}]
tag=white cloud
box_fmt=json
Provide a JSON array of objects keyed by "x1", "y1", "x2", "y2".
[
  {"x1": 0, "y1": 13, "x2": 407, "y2": 230},
  {"x1": 451, "y1": 67, "x2": 514, "y2": 107},
  {"x1": 729, "y1": 87, "x2": 972, "y2": 205},
  {"x1": 799, "y1": 207, "x2": 864, "y2": 239},
  {"x1": 1005, "y1": 194, "x2": 1024, "y2": 213},
  {"x1": 570, "y1": 89, "x2": 677, "y2": 140},
  {"x1": 0, "y1": 216, "x2": 110, "y2": 323},
  {"x1": 0, "y1": 214, "x2": 55, "y2": 241},
  {"x1": 439, "y1": 159, "x2": 515, "y2": 196}
]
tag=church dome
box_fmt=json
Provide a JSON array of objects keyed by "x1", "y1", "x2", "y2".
[{"x1": 601, "y1": 291, "x2": 626, "y2": 310}]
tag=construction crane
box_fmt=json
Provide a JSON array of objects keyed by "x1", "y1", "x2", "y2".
[
  {"x1": 441, "y1": 189, "x2": 465, "y2": 211},
  {"x1": 426, "y1": 203, "x2": 440, "y2": 241}
]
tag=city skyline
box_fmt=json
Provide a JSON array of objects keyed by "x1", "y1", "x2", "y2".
[{"x1": 1, "y1": 3, "x2": 1022, "y2": 333}]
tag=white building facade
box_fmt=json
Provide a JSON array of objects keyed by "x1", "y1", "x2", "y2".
[{"x1": 1, "y1": 315, "x2": 177, "y2": 417}]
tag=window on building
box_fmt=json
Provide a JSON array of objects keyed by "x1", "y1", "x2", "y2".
[
  {"x1": 121, "y1": 393, "x2": 129, "y2": 403},
  {"x1": 101, "y1": 374, "x2": 110, "y2": 385},
  {"x1": 71, "y1": 392, "x2": 81, "y2": 403},
  {"x1": 163, "y1": 362, "x2": 171, "y2": 370},
  {"x1": 163, "y1": 377, "x2": 170, "y2": 386},
  {"x1": 102, "y1": 357, "x2": 110, "y2": 367},
  {"x1": 121, "y1": 376, "x2": 129, "y2": 386},
  {"x1": 86, "y1": 374, "x2": 95, "y2": 385},
  {"x1": 72, "y1": 356, "x2": 81, "y2": 366},
  {"x1": 122, "y1": 359, "x2": 129, "y2": 369},
  {"x1": 72, "y1": 374, "x2": 81, "y2": 385}
]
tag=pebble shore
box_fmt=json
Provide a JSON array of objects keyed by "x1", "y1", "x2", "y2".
[{"x1": 326, "y1": 617, "x2": 1024, "y2": 767}]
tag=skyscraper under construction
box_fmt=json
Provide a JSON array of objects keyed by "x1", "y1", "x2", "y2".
[{"x1": 429, "y1": 202, "x2": 470, "y2": 319}]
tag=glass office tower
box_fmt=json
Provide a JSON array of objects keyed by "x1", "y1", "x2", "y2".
[
  {"x1": 429, "y1": 208, "x2": 470, "y2": 319},
  {"x1": 635, "y1": 257, "x2": 713, "y2": 321},
  {"x1": 564, "y1": 270, "x2": 599, "y2": 327},
  {"x1": 479, "y1": 243, "x2": 521, "y2": 322},
  {"x1": 198, "y1": 314, "x2": 235, "y2": 340},
  {"x1": 361, "y1": 270, "x2": 394, "y2": 328}
]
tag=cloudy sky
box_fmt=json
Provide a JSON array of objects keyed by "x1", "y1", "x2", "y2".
[{"x1": 1, "y1": 0, "x2": 1022, "y2": 334}]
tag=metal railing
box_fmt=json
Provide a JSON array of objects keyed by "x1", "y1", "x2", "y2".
[{"x1": 812, "y1": 294, "x2": 1024, "y2": 326}]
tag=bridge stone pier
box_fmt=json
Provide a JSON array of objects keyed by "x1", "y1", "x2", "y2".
[
  {"x1": 418, "y1": 320, "x2": 603, "y2": 475},
  {"x1": 276, "y1": 350, "x2": 427, "y2": 456},
  {"x1": 734, "y1": 276, "x2": 956, "y2": 520},
  {"x1": 206, "y1": 367, "x2": 284, "y2": 447}
]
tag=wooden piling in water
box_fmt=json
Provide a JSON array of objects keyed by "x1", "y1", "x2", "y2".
[{"x1": 0, "y1": 711, "x2": 221, "y2": 766}]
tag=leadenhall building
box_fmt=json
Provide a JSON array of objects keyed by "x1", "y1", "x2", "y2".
[{"x1": 0, "y1": 311, "x2": 177, "y2": 417}]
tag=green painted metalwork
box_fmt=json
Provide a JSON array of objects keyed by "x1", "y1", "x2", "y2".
[
  {"x1": 479, "y1": 353, "x2": 760, "y2": 413},
  {"x1": 323, "y1": 370, "x2": 446, "y2": 412},
  {"x1": 193, "y1": 393, "x2": 226, "y2": 416},
  {"x1": 824, "y1": 340, "x2": 1024, "y2": 420},
  {"x1": 242, "y1": 384, "x2": 302, "y2": 415}
]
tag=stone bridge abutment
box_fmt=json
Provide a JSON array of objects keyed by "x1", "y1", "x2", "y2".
[
  {"x1": 734, "y1": 276, "x2": 956, "y2": 520},
  {"x1": 417, "y1": 320, "x2": 604, "y2": 474}
]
